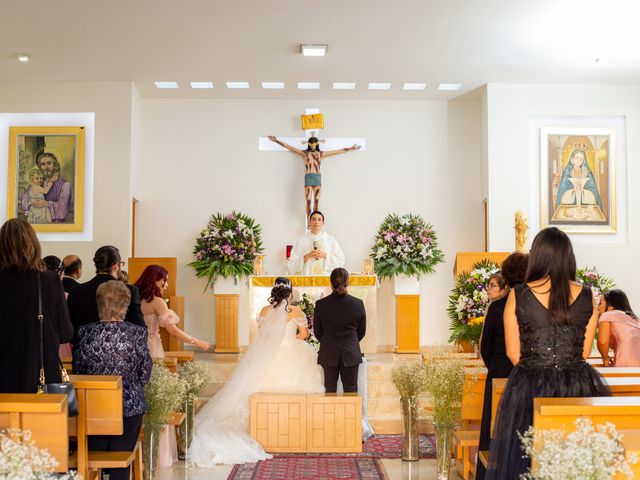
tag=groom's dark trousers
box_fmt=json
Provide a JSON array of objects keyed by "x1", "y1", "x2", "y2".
[{"x1": 313, "y1": 292, "x2": 366, "y2": 393}]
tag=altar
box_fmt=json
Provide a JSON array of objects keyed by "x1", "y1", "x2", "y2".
[{"x1": 249, "y1": 275, "x2": 379, "y2": 354}]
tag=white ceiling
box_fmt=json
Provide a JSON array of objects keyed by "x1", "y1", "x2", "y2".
[{"x1": 2, "y1": 0, "x2": 640, "y2": 100}]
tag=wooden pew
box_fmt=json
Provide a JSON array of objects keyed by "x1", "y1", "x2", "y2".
[
  {"x1": 68, "y1": 375, "x2": 141, "y2": 480},
  {"x1": 453, "y1": 372, "x2": 485, "y2": 480},
  {"x1": 0, "y1": 394, "x2": 69, "y2": 472},
  {"x1": 533, "y1": 396, "x2": 640, "y2": 431},
  {"x1": 595, "y1": 367, "x2": 640, "y2": 377},
  {"x1": 164, "y1": 350, "x2": 195, "y2": 365},
  {"x1": 154, "y1": 356, "x2": 178, "y2": 373},
  {"x1": 492, "y1": 376, "x2": 640, "y2": 432}
]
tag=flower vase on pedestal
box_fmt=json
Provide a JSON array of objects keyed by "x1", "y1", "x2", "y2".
[
  {"x1": 176, "y1": 400, "x2": 195, "y2": 464},
  {"x1": 143, "y1": 423, "x2": 163, "y2": 480},
  {"x1": 434, "y1": 422, "x2": 455, "y2": 480},
  {"x1": 400, "y1": 397, "x2": 419, "y2": 461}
]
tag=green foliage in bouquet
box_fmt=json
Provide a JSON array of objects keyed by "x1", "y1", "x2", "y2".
[
  {"x1": 189, "y1": 211, "x2": 263, "y2": 290},
  {"x1": 447, "y1": 259, "x2": 500, "y2": 345},
  {"x1": 370, "y1": 213, "x2": 444, "y2": 279}
]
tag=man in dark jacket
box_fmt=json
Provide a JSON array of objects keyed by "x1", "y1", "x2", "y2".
[
  {"x1": 61, "y1": 254, "x2": 82, "y2": 293},
  {"x1": 67, "y1": 245, "x2": 145, "y2": 350},
  {"x1": 314, "y1": 268, "x2": 366, "y2": 393}
]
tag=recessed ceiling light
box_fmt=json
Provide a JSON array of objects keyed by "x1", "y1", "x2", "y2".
[
  {"x1": 154, "y1": 81, "x2": 179, "y2": 89},
  {"x1": 226, "y1": 82, "x2": 250, "y2": 89},
  {"x1": 261, "y1": 82, "x2": 285, "y2": 89},
  {"x1": 17, "y1": 54, "x2": 31, "y2": 63},
  {"x1": 368, "y1": 83, "x2": 391, "y2": 90},
  {"x1": 190, "y1": 82, "x2": 214, "y2": 89},
  {"x1": 298, "y1": 82, "x2": 320, "y2": 89},
  {"x1": 301, "y1": 44, "x2": 328, "y2": 57},
  {"x1": 403, "y1": 83, "x2": 426, "y2": 91},
  {"x1": 438, "y1": 83, "x2": 462, "y2": 91},
  {"x1": 333, "y1": 82, "x2": 356, "y2": 90}
]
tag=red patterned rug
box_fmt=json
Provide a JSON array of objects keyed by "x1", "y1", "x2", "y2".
[
  {"x1": 270, "y1": 434, "x2": 436, "y2": 459},
  {"x1": 227, "y1": 456, "x2": 385, "y2": 480}
]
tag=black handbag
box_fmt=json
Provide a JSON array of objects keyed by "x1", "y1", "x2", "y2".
[{"x1": 37, "y1": 273, "x2": 78, "y2": 417}]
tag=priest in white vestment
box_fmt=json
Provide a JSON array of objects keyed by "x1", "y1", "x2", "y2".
[{"x1": 288, "y1": 211, "x2": 345, "y2": 275}]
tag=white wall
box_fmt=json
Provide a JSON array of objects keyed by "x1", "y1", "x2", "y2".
[
  {"x1": 135, "y1": 98, "x2": 484, "y2": 346},
  {"x1": 486, "y1": 83, "x2": 640, "y2": 303},
  {"x1": 0, "y1": 82, "x2": 135, "y2": 272}
]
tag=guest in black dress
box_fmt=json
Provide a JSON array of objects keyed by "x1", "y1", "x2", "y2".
[
  {"x1": 0, "y1": 219, "x2": 73, "y2": 393},
  {"x1": 74, "y1": 280, "x2": 152, "y2": 480},
  {"x1": 486, "y1": 227, "x2": 609, "y2": 479},
  {"x1": 475, "y1": 252, "x2": 528, "y2": 480}
]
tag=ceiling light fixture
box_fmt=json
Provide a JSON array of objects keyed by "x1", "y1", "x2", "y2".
[
  {"x1": 403, "y1": 83, "x2": 426, "y2": 91},
  {"x1": 301, "y1": 44, "x2": 328, "y2": 56},
  {"x1": 17, "y1": 54, "x2": 31, "y2": 63},
  {"x1": 261, "y1": 82, "x2": 285, "y2": 89},
  {"x1": 438, "y1": 83, "x2": 462, "y2": 91},
  {"x1": 368, "y1": 83, "x2": 391, "y2": 90},
  {"x1": 154, "y1": 81, "x2": 179, "y2": 89},
  {"x1": 333, "y1": 82, "x2": 356, "y2": 90},
  {"x1": 226, "y1": 81, "x2": 250, "y2": 89},
  {"x1": 190, "y1": 82, "x2": 214, "y2": 89},
  {"x1": 297, "y1": 82, "x2": 320, "y2": 89}
]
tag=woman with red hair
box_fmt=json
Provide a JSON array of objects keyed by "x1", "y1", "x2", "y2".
[{"x1": 135, "y1": 265, "x2": 210, "y2": 357}]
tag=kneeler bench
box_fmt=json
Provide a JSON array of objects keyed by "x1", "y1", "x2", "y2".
[{"x1": 250, "y1": 393, "x2": 362, "y2": 453}]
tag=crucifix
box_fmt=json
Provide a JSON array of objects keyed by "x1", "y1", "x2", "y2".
[{"x1": 259, "y1": 108, "x2": 366, "y2": 220}]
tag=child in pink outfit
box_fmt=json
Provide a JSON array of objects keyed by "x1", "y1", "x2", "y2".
[{"x1": 597, "y1": 289, "x2": 640, "y2": 367}]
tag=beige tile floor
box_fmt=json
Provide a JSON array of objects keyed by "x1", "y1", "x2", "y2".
[{"x1": 157, "y1": 459, "x2": 464, "y2": 479}]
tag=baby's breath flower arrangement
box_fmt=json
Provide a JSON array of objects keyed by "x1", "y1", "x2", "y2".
[
  {"x1": 189, "y1": 211, "x2": 263, "y2": 289},
  {"x1": 577, "y1": 266, "x2": 616, "y2": 307},
  {"x1": 519, "y1": 418, "x2": 636, "y2": 480},
  {"x1": 370, "y1": 213, "x2": 444, "y2": 279},
  {"x1": 176, "y1": 361, "x2": 212, "y2": 459},
  {"x1": 448, "y1": 259, "x2": 500, "y2": 346},
  {"x1": 0, "y1": 429, "x2": 79, "y2": 479},
  {"x1": 423, "y1": 346, "x2": 466, "y2": 480},
  {"x1": 143, "y1": 363, "x2": 186, "y2": 479},
  {"x1": 391, "y1": 361, "x2": 427, "y2": 461}
]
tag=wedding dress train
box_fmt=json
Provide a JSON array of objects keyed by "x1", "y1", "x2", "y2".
[{"x1": 189, "y1": 304, "x2": 325, "y2": 466}]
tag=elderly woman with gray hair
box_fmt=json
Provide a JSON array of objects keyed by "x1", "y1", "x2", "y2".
[{"x1": 74, "y1": 280, "x2": 152, "y2": 480}]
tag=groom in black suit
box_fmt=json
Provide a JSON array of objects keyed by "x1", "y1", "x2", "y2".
[{"x1": 314, "y1": 268, "x2": 366, "y2": 393}]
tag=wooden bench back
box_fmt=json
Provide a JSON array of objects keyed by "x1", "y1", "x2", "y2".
[
  {"x1": 461, "y1": 372, "x2": 486, "y2": 426},
  {"x1": 533, "y1": 396, "x2": 640, "y2": 431},
  {"x1": 0, "y1": 394, "x2": 69, "y2": 472}
]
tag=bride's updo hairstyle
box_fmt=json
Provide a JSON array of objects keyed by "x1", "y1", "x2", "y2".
[
  {"x1": 330, "y1": 268, "x2": 349, "y2": 297},
  {"x1": 269, "y1": 277, "x2": 292, "y2": 309}
]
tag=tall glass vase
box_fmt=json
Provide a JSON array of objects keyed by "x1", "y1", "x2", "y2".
[
  {"x1": 176, "y1": 400, "x2": 195, "y2": 465},
  {"x1": 143, "y1": 423, "x2": 163, "y2": 480},
  {"x1": 400, "y1": 397, "x2": 419, "y2": 461},
  {"x1": 434, "y1": 422, "x2": 455, "y2": 480}
]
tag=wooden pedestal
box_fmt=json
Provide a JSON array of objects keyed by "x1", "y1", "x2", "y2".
[
  {"x1": 215, "y1": 294, "x2": 239, "y2": 353},
  {"x1": 395, "y1": 295, "x2": 420, "y2": 354}
]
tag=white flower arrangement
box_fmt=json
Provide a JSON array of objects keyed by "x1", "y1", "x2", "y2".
[
  {"x1": 519, "y1": 418, "x2": 636, "y2": 480},
  {"x1": 0, "y1": 429, "x2": 79, "y2": 479}
]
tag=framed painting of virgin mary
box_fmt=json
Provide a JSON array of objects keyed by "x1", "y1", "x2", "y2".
[{"x1": 540, "y1": 127, "x2": 616, "y2": 233}]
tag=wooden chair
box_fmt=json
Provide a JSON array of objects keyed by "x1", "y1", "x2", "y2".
[
  {"x1": 68, "y1": 375, "x2": 142, "y2": 480},
  {"x1": 453, "y1": 372, "x2": 485, "y2": 480},
  {"x1": 0, "y1": 394, "x2": 69, "y2": 472}
]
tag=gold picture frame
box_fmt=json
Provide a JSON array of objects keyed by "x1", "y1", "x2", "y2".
[
  {"x1": 540, "y1": 127, "x2": 616, "y2": 234},
  {"x1": 6, "y1": 126, "x2": 85, "y2": 232}
]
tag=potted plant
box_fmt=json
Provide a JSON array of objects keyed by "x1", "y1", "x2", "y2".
[
  {"x1": 391, "y1": 360, "x2": 427, "y2": 461},
  {"x1": 447, "y1": 259, "x2": 500, "y2": 349},
  {"x1": 189, "y1": 211, "x2": 263, "y2": 292},
  {"x1": 175, "y1": 361, "x2": 212, "y2": 463},
  {"x1": 519, "y1": 418, "x2": 635, "y2": 479},
  {"x1": 143, "y1": 363, "x2": 186, "y2": 480},
  {"x1": 423, "y1": 347, "x2": 465, "y2": 480}
]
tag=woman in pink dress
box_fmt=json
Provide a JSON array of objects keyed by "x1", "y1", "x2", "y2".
[
  {"x1": 135, "y1": 265, "x2": 210, "y2": 468},
  {"x1": 597, "y1": 289, "x2": 640, "y2": 367}
]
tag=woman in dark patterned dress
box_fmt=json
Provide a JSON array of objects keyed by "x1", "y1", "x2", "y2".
[
  {"x1": 74, "y1": 280, "x2": 152, "y2": 480},
  {"x1": 485, "y1": 227, "x2": 609, "y2": 479}
]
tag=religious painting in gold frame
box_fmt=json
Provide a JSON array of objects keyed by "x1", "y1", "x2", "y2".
[
  {"x1": 6, "y1": 126, "x2": 85, "y2": 232},
  {"x1": 540, "y1": 127, "x2": 616, "y2": 233}
]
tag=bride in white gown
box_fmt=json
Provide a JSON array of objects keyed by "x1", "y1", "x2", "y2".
[{"x1": 190, "y1": 277, "x2": 325, "y2": 466}]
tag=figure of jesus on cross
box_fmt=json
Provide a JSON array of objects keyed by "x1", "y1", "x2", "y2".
[{"x1": 268, "y1": 135, "x2": 361, "y2": 219}]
